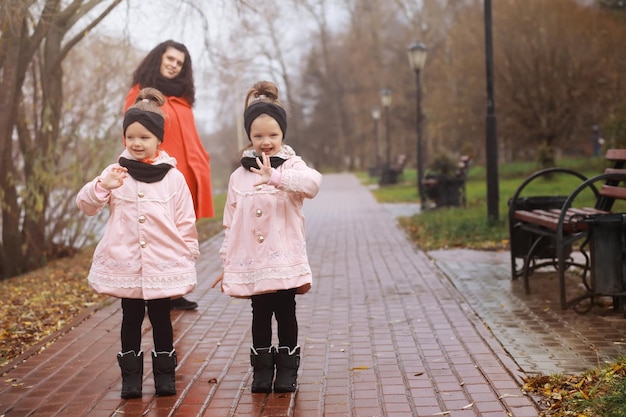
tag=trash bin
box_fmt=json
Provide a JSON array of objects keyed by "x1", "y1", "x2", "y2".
[
  {"x1": 586, "y1": 213, "x2": 626, "y2": 295},
  {"x1": 423, "y1": 175, "x2": 463, "y2": 207},
  {"x1": 379, "y1": 168, "x2": 399, "y2": 185},
  {"x1": 436, "y1": 177, "x2": 463, "y2": 207},
  {"x1": 368, "y1": 165, "x2": 382, "y2": 178}
]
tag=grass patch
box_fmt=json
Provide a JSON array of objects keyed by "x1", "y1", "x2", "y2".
[
  {"x1": 398, "y1": 205, "x2": 507, "y2": 251},
  {"x1": 196, "y1": 193, "x2": 226, "y2": 242},
  {"x1": 366, "y1": 157, "x2": 612, "y2": 251},
  {"x1": 522, "y1": 356, "x2": 626, "y2": 417}
]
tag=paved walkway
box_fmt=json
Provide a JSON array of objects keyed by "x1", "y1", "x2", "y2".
[
  {"x1": 430, "y1": 249, "x2": 626, "y2": 375},
  {"x1": 2, "y1": 173, "x2": 545, "y2": 416}
]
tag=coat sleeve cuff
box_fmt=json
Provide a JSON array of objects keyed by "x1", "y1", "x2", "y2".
[
  {"x1": 94, "y1": 179, "x2": 111, "y2": 199},
  {"x1": 267, "y1": 168, "x2": 282, "y2": 186}
]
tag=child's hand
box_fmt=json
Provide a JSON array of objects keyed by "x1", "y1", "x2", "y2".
[
  {"x1": 100, "y1": 166, "x2": 128, "y2": 190},
  {"x1": 250, "y1": 152, "x2": 272, "y2": 186}
]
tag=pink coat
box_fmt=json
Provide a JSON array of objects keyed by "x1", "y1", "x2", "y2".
[
  {"x1": 76, "y1": 150, "x2": 199, "y2": 300},
  {"x1": 219, "y1": 146, "x2": 322, "y2": 297}
]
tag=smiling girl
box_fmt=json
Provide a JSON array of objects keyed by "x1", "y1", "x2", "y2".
[
  {"x1": 76, "y1": 87, "x2": 198, "y2": 399},
  {"x1": 218, "y1": 80, "x2": 322, "y2": 394}
]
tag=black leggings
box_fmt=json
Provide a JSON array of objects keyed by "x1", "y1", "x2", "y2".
[
  {"x1": 251, "y1": 289, "x2": 297, "y2": 349},
  {"x1": 121, "y1": 298, "x2": 172, "y2": 353}
]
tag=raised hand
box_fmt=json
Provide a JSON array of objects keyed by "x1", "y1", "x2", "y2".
[
  {"x1": 100, "y1": 166, "x2": 128, "y2": 190},
  {"x1": 250, "y1": 152, "x2": 272, "y2": 186}
]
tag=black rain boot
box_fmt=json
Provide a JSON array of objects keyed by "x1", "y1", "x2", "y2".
[
  {"x1": 250, "y1": 347, "x2": 274, "y2": 393},
  {"x1": 273, "y1": 346, "x2": 300, "y2": 393},
  {"x1": 170, "y1": 297, "x2": 198, "y2": 310},
  {"x1": 117, "y1": 350, "x2": 143, "y2": 399},
  {"x1": 152, "y1": 349, "x2": 177, "y2": 396}
]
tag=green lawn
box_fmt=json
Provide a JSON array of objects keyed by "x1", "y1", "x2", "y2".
[{"x1": 359, "y1": 156, "x2": 611, "y2": 251}]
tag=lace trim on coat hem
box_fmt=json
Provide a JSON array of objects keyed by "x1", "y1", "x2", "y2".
[
  {"x1": 91, "y1": 256, "x2": 196, "y2": 271},
  {"x1": 88, "y1": 272, "x2": 197, "y2": 289},
  {"x1": 223, "y1": 264, "x2": 311, "y2": 284}
]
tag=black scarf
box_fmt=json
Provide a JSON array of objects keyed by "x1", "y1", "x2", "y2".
[
  {"x1": 240, "y1": 156, "x2": 287, "y2": 170},
  {"x1": 119, "y1": 157, "x2": 172, "y2": 183},
  {"x1": 153, "y1": 75, "x2": 186, "y2": 98}
]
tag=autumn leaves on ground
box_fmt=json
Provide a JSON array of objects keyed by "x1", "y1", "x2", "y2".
[
  {"x1": 0, "y1": 246, "x2": 107, "y2": 368},
  {"x1": 0, "y1": 219, "x2": 222, "y2": 370}
]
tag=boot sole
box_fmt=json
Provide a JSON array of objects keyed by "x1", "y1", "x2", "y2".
[
  {"x1": 121, "y1": 391, "x2": 142, "y2": 399},
  {"x1": 273, "y1": 386, "x2": 297, "y2": 393},
  {"x1": 155, "y1": 389, "x2": 177, "y2": 396}
]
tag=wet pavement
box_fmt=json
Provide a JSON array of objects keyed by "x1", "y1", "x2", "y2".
[
  {"x1": 2, "y1": 173, "x2": 624, "y2": 416},
  {"x1": 382, "y1": 200, "x2": 626, "y2": 376},
  {"x1": 430, "y1": 249, "x2": 626, "y2": 375}
]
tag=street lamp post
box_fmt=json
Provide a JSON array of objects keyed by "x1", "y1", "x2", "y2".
[
  {"x1": 380, "y1": 88, "x2": 392, "y2": 168},
  {"x1": 371, "y1": 106, "x2": 381, "y2": 174},
  {"x1": 407, "y1": 42, "x2": 428, "y2": 204},
  {"x1": 484, "y1": 0, "x2": 499, "y2": 221}
]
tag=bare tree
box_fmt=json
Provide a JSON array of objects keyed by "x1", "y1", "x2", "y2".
[
  {"x1": 198, "y1": 0, "x2": 331, "y2": 167},
  {"x1": 294, "y1": 0, "x2": 461, "y2": 171},
  {"x1": 0, "y1": 0, "x2": 123, "y2": 279},
  {"x1": 47, "y1": 36, "x2": 143, "y2": 250},
  {"x1": 427, "y1": 0, "x2": 626, "y2": 164}
]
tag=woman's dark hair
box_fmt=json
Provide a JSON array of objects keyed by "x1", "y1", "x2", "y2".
[{"x1": 131, "y1": 40, "x2": 195, "y2": 105}]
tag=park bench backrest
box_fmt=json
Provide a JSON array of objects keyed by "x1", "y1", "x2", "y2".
[{"x1": 596, "y1": 149, "x2": 626, "y2": 211}]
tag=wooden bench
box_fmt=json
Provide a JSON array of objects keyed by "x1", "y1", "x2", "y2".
[{"x1": 508, "y1": 149, "x2": 626, "y2": 313}]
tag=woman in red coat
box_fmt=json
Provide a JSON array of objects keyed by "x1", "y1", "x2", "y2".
[{"x1": 125, "y1": 40, "x2": 214, "y2": 310}]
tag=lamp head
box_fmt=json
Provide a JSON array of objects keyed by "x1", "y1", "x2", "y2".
[
  {"x1": 380, "y1": 88, "x2": 392, "y2": 108},
  {"x1": 371, "y1": 106, "x2": 381, "y2": 120},
  {"x1": 407, "y1": 42, "x2": 428, "y2": 72}
]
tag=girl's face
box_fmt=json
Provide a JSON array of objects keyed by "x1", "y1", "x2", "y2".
[
  {"x1": 124, "y1": 122, "x2": 161, "y2": 161},
  {"x1": 249, "y1": 114, "x2": 283, "y2": 157},
  {"x1": 159, "y1": 47, "x2": 185, "y2": 79}
]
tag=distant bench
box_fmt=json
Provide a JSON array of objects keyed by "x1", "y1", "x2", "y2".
[
  {"x1": 508, "y1": 149, "x2": 626, "y2": 314},
  {"x1": 379, "y1": 154, "x2": 407, "y2": 186}
]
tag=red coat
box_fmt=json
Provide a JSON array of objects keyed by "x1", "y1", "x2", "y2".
[{"x1": 124, "y1": 84, "x2": 214, "y2": 219}]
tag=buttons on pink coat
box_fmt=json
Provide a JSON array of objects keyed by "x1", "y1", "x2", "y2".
[
  {"x1": 255, "y1": 209, "x2": 264, "y2": 242},
  {"x1": 139, "y1": 215, "x2": 146, "y2": 223},
  {"x1": 140, "y1": 240, "x2": 147, "y2": 248},
  {"x1": 138, "y1": 191, "x2": 145, "y2": 198}
]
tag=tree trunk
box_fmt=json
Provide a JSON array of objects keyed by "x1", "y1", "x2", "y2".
[
  {"x1": 20, "y1": 23, "x2": 65, "y2": 269},
  {"x1": 0, "y1": 0, "x2": 124, "y2": 279},
  {"x1": 0, "y1": 19, "x2": 28, "y2": 279}
]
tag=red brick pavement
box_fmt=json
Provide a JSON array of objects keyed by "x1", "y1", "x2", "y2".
[{"x1": 0, "y1": 173, "x2": 539, "y2": 416}]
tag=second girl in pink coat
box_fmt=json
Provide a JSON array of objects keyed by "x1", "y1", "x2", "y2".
[{"x1": 219, "y1": 80, "x2": 322, "y2": 393}]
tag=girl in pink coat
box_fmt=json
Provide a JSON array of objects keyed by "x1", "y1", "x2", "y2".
[
  {"x1": 76, "y1": 88, "x2": 198, "y2": 399},
  {"x1": 219, "y1": 81, "x2": 322, "y2": 394}
]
